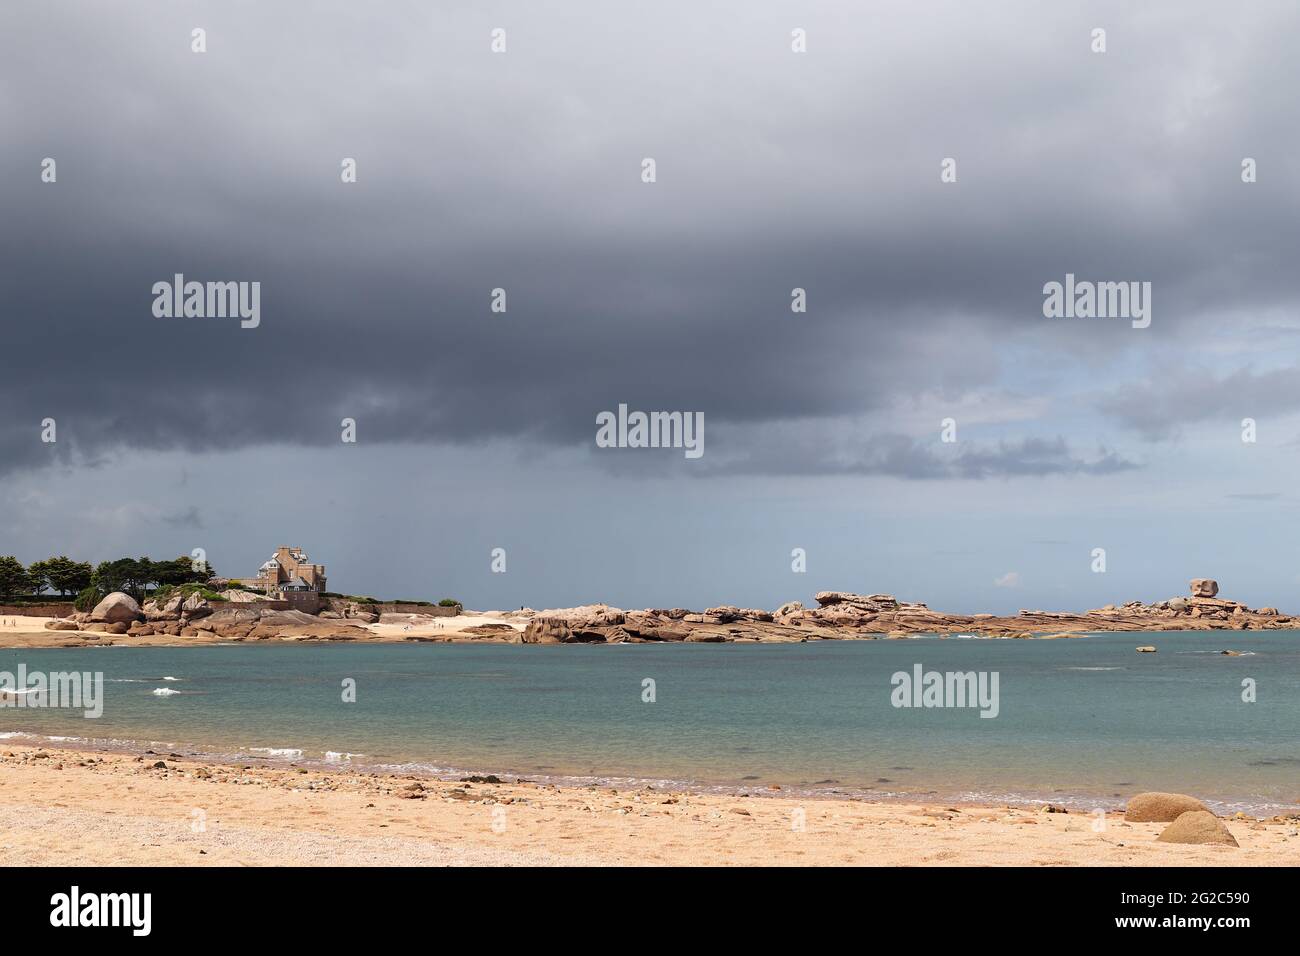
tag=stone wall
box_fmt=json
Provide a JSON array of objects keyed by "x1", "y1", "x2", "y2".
[
  {"x1": 279, "y1": 591, "x2": 322, "y2": 613},
  {"x1": 0, "y1": 602, "x2": 75, "y2": 617},
  {"x1": 373, "y1": 602, "x2": 460, "y2": 616}
]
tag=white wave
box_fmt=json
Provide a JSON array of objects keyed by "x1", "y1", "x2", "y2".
[
  {"x1": 324, "y1": 751, "x2": 364, "y2": 763},
  {"x1": 151, "y1": 687, "x2": 182, "y2": 696},
  {"x1": 248, "y1": 747, "x2": 304, "y2": 759}
]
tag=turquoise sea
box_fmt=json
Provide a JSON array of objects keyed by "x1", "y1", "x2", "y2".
[{"x1": 2, "y1": 632, "x2": 1297, "y2": 813}]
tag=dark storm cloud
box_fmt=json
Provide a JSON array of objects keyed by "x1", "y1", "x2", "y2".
[
  {"x1": 699, "y1": 433, "x2": 1139, "y2": 479},
  {"x1": 2, "y1": 1, "x2": 1299, "y2": 477}
]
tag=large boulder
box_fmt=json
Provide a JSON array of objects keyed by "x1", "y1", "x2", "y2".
[
  {"x1": 44, "y1": 620, "x2": 80, "y2": 631},
  {"x1": 181, "y1": 593, "x2": 213, "y2": 618},
  {"x1": 521, "y1": 619, "x2": 573, "y2": 644},
  {"x1": 530, "y1": 604, "x2": 626, "y2": 628},
  {"x1": 1156, "y1": 811, "x2": 1238, "y2": 847},
  {"x1": 144, "y1": 593, "x2": 187, "y2": 621},
  {"x1": 206, "y1": 607, "x2": 262, "y2": 624},
  {"x1": 259, "y1": 609, "x2": 323, "y2": 627},
  {"x1": 89, "y1": 592, "x2": 143, "y2": 624},
  {"x1": 1125, "y1": 792, "x2": 1211, "y2": 822},
  {"x1": 1190, "y1": 578, "x2": 1219, "y2": 598}
]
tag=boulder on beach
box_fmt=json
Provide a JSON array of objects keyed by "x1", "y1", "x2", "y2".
[
  {"x1": 521, "y1": 618, "x2": 573, "y2": 644},
  {"x1": 1190, "y1": 578, "x2": 1219, "y2": 598},
  {"x1": 1156, "y1": 810, "x2": 1238, "y2": 847},
  {"x1": 44, "y1": 620, "x2": 80, "y2": 631},
  {"x1": 89, "y1": 591, "x2": 142, "y2": 624},
  {"x1": 1125, "y1": 792, "x2": 1211, "y2": 822}
]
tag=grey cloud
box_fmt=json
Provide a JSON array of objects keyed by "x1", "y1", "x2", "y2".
[
  {"x1": 699, "y1": 433, "x2": 1140, "y2": 480},
  {"x1": 1, "y1": 1, "x2": 1298, "y2": 480},
  {"x1": 160, "y1": 506, "x2": 203, "y2": 528},
  {"x1": 1097, "y1": 365, "x2": 1300, "y2": 440}
]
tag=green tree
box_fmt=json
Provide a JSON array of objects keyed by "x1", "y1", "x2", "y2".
[
  {"x1": 45, "y1": 556, "x2": 93, "y2": 596},
  {"x1": 27, "y1": 559, "x2": 52, "y2": 595},
  {"x1": 154, "y1": 556, "x2": 213, "y2": 589},
  {"x1": 93, "y1": 557, "x2": 153, "y2": 601},
  {"x1": 0, "y1": 556, "x2": 32, "y2": 602}
]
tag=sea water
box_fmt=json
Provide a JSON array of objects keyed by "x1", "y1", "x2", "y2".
[{"x1": 1, "y1": 632, "x2": 1296, "y2": 813}]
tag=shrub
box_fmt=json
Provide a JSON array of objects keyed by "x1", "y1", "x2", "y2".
[
  {"x1": 149, "y1": 582, "x2": 227, "y2": 604},
  {"x1": 74, "y1": 585, "x2": 101, "y2": 612},
  {"x1": 438, "y1": 598, "x2": 461, "y2": 608}
]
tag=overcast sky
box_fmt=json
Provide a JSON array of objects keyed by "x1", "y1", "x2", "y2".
[{"x1": 2, "y1": 1, "x2": 1299, "y2": 613}]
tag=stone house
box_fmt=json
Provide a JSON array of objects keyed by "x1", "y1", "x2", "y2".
[{"x1": 253, "y1": 546, "x2": 328, "y2": 612}]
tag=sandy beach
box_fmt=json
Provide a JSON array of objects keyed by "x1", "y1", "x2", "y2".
[
  {"x1": 0, "y1": 613, "x2": 525, "y2": 649},
  {"x1": 0, "y1": 743, "x2": 1292, "y2": 866}
]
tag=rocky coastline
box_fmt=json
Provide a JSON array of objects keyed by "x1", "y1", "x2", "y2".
[
  {"x1": 517, "y1": 578, "x2": 1295, "y2": 644},
  {"x1": 27, "y1": 577, "x2": 1296, "y2": 646}
]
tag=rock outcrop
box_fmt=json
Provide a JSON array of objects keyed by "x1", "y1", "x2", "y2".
[
  {"x1": 37, "y1": 576, "x2": 1296, "y2": 647},
  {"x1": 501, "y1": 579, "x2": 1294, "y2": 646},
  {"x1": 522, "y1": 605, "x2": 624, "y2": 643},
  {"x1": 521, "y1": 618, "x2": 574, "y2": 644},
  {"x1": 49, "y1": 597, "x2": 370, "y2": 643}
]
